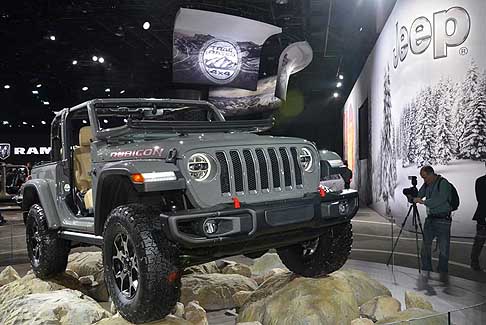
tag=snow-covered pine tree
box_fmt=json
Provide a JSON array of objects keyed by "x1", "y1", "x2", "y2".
[
  {"x1": 458, "y1": 60, "x2": 481, "y2": 158},
  {"x1": 399, "y1": 104, "x2": 410, "y2": 165},
  {"x1": 406, "y1": 98, "x2": 418, "y2": 165},
  {"x1": 460, "y1": 69, "x2": 486, "y2": 160},
  {"x1": 415, "y1": 87, "x2": 438, "y2": 167},
  {"x1": 435, "y1": 78, "x2": 457, "y2": 164},
  {"x1": 378, "y1": 65, "x2": 397, "y2": 215}
]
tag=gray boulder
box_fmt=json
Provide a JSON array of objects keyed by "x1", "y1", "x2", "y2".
[
  {"x1": 94, "y1": 313, "x2": 191, "y2": 325},
  {"x1": 332, "y1": 269, "x2": 392, "y2": 305},
  {"x1": 376, "y1": 308, "x2": 447, "y2": 325},
  {"x1": 67, "y1": 251, "x2": 109, "y2": 302},
  {"x1": 0, "y1": 289, "x2": 111, "y2": 325},
  {"x1": 184, "y1": 301, "x2": 208, "y2": 325},
  {"x1": 0, "y1": 266, "x2": 21, "y2": 287},
  {"x1": 249, "y1": 253, "x2": 287, "y2": 276},
  {"x1": 181, "y1": 274, "x2": 258, "y2": 310},
  {"x1": 405, "y1": 290, "x2": 434, "y2": 311},
  {"x1": 359, "y1": 295, "x2": 401, "y2": 322}
]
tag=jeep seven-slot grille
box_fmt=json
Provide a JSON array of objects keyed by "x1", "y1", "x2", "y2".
[{"x1": 217, "y1": 147, "x2": 303, "y2": 195}]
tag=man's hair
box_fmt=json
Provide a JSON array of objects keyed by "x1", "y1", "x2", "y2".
[{"x1": 420, "y1": 166, "x2": 435, "y2": 175}]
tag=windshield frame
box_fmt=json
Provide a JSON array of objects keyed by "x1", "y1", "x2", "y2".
[{"x1": 80, "y1": 98, "x2": 272, "y2": 141}]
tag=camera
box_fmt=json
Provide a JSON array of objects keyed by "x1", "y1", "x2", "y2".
[{"x1": 402, "y1": 176, "x2": 418, "y2": 203}]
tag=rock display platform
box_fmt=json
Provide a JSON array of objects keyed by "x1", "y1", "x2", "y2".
[{"x1": 0, "y1": 253, "x2": 456, "y2": 324}]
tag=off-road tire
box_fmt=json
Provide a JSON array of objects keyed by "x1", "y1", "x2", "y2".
[
  {"x1": 26, "y1": 204, "x2": 71, "y2": 279},
  {"x1": 103, "y1": 204, "x2": 181, "y2": 324},
  {"x1": 277, "y1": 222, "x2": 352, "y2": 277}
]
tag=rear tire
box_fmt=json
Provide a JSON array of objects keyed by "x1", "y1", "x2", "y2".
[
  {"x1": 26, "y1": 204, "x2": 70, "y2": 279},
  {"x1": 277, "y1": 222, "x2": 352, "y2": 277},
  {"x1": 103, "y1": 204, "x2": 181, "y2": 324}
]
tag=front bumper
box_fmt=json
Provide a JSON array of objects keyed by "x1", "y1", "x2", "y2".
[{"x1": 160, "y1": 190, "x2": 359, "y2": 249}]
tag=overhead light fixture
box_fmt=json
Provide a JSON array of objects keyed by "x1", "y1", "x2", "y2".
[
  {"x1": 82, "y1": 120, "x2": 88, "y2": 124},
  {"x1": 32, "y1": 90, "x2": 39, "y2": 94},
  {"x1": 43, "y1": 101, "x2": 50, "y2": 105},
  {"x1": 72, "y1": 60, "x2": 78, "y2": 65},
  {"x1": 50, "y1": 35, "x2": 56, "y2": 41},
  {"x1": 143, "y1": 21, "x2": 151, "y2": 30},
  {"x1": 41, "y1": 121, "x2": 47, "y2": 125},
  {"x1": 92, "y1": 55, "x2": 98, "y2": 62},
  {"x1": 333, "y1": 92, "x2": 340, "y2": 98},
  {"x1": 359, "y1": 27, "x2": 363, "y2": 32},
  {"x1": 336, "y1": 82, "x2": 343, "y2": 88},
  {"x1": 338, "y1": 74, "x2": 344, "y2": 80},
  {"x1": 22, "y1": 121, "x2": 27, "y2": 125},
  {"x1": 105, "y1": 88, "x2": 110, "y2": 92},
  {"x1": 2, "y1": 121, "x2": 8, "y2": 125},
  {"x1": 36, "y1": 83, "x2": 42, "y2": 88},
  {"x1": 4, "y1": 84, "x2": 10, "y2": 89},
  {"x1": 31, "y1": 125, "x2": 35, "y2": 128},
  {"x1": 98, "y1": 57, "x2": 105, "y2": 63},
  {"x1": 120, "y1": 90, "x2": 125, "y2": 94},
  {"x1": 82, "y1": 86, "x2": 88, "y2": 91}
]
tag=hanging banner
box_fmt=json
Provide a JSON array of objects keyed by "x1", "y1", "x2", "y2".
[
  {"x1": 275, "y1": 41, "x2": 313, "y2": 100},
  {"x1": 173, "y1": 8, "x2": 281, "y2": 91}
]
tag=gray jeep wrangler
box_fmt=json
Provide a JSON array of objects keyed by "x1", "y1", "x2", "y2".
[{"x1": 21, "y1": 98, "x2": 358, "y2": 323}]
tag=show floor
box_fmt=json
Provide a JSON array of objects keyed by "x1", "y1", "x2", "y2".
[{"x1": 1, "y1": 205, "x2": 486, "y2": 324}]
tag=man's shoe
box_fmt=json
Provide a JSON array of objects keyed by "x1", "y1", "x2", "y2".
[
  {"x1": 439, "y1": 272, "x2": 449, "y2": 284},
  {"x1": 471, "y1": 263, "x2": 482, "y2": 271}
]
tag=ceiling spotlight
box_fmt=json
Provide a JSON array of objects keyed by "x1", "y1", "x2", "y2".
[
  {"x1": 338, "y1": 74, "x2": 344, "y2": 80},
  {"x1": 336, "y1": 82, "x2": 343, "y2": 88},
  {"x1": 43, "y1": 101, "x2": 50, "y2": 105},
  {"x1": 105, "y1": 88, "x2": 110, "y2": 92},
  {"x1": 92, "y1": 55, "x2": 98, "y2": 62},
  {"x1": 41, "y1": 121, "x2": 47, "y2": 125},
  {"x1": 82, "y1": 86, "x2": 88, "y2": 91},
  {"x1": 143, "y1": 21, "x2": 151, "y2": 30},
  {"x1": 333, "y1": 92, "x2": 340, "y2": 98},
  {"x1": 4, "y1": 84, "x2": 10, "y2": 89},
  {"x1": 36, "y1": 83, "x2": 42, "y2": 88},
  {"x1": 98, "y1": 57, "x2": 105, "y2": 63},
  {"x1": 22, "y1": 121, "x2": 27, "y2": 125},
  {"x1": 31, "y1": 125, "x2": 35, "y2": 128},
  {"x1": 120, "y1": 90, "x2": 125, "y2": 94},
  {"x1": 32, "y1": 90, "x2": 39, "y2": 94},
  {"x1": 82, "y1": 120, "x2": 88, "y2": 124},
  {"x1": 359, "y1": 27, "x2": 363, "y2": 32},
  {"x1": 50, "y1": 35, "x2": 56, "y2": 41},
  {"x1": 2, "y1": 121, "x2": 8, "y2": 125},
  {"x1": 72, "y1": 60, "x2": 78, "y2": 65}
]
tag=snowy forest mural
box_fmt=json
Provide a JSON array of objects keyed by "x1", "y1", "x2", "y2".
[
  {"x1": 399, "y1": 61, "x2": 486, "y2": 167},
  {"x1": 343, "y1": 0, "x2": 486, "y2": 237}
]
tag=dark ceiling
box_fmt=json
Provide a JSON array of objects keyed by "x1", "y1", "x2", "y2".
[{"x1": 0, "y1": 0, "x2": 395, "y2": 152}]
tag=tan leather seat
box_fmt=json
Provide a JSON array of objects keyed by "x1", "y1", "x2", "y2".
[
  {"x1": 84, "y1": 188, "x2": 93, "y2": 210},
  {"x1": 74, "y1": 126, "x2": 93, "y2": 209}
]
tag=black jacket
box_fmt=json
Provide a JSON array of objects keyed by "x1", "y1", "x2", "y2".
[{"x1": 473, "y1": 175, "x2": 486, "y2": 223}]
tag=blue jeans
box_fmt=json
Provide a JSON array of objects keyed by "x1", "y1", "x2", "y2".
[{"x1": 421, "y1": 217, "x2": 451, "y2": 273}]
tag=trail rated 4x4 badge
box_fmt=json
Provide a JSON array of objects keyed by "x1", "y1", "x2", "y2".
[
  {"x1": 199, "y1": 39, "x2": 241, "y2": 84},
  {"x1": 0, "y1": 143, "x2": 10, "y2": 160}
]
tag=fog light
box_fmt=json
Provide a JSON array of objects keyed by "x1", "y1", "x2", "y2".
[{"x1": 203, "y1": 219, "x2": 218, "y2": 235}]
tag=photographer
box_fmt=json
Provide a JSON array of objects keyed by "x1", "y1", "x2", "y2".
[
  {"x1": 471, "y1": 162, "x2": 486, "y2": 271},
  {"x1": 413, "y1": 166, "x2": 452, "y2": 275}
]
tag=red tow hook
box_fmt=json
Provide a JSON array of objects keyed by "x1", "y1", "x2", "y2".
[
  {"x1": 232, "y1": 197, "x2": 241, "y2": 209},
  {"x1": 318, "y1": 186, "x2": 327, "y2": 198}
]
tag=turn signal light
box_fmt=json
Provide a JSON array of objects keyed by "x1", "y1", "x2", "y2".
[{"x1": 131, "y1": 173, "x2": 145, "y2": 184}]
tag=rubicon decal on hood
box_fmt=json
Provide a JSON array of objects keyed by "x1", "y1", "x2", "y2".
[{"x1": 110, "y1": 147, "x2": 163, "y2": 158}]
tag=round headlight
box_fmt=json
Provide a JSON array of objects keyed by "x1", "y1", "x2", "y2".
[
  {"x1": 188, "y1": 153, "x2": 212, "y2": 181},
  {"x1": 300, "y1": 148, "x2": 313, "y2": 172}
]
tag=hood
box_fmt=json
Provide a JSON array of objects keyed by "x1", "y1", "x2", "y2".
[{"x1": 94, "y1": 132, "x2": 316, "y2": 163}]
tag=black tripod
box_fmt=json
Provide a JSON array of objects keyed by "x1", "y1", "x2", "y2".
[{"x1": 386, "y1": 201, "x2": 425, "y2": 272}]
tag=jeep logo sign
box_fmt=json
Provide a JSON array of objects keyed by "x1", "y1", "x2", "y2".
[{"x1": 393, "y1": 6, "x2": 470, "y2": 69}]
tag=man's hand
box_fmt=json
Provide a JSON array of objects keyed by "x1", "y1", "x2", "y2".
[{"x1": 413, "y1": 197, "x2": 425, "y2": 204}]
